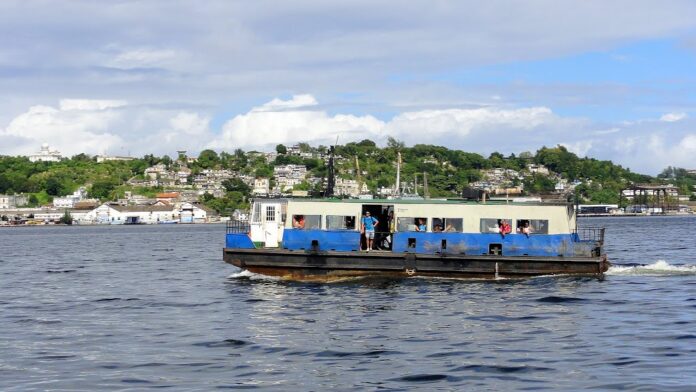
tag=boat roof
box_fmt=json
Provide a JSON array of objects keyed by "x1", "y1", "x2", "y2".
[{"x1": 255, "y1": 197, "x2": 569, "y2": 207}]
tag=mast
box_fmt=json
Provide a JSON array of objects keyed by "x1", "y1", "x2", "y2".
[
  {"x1": 324, "y1": 145, "x2": 335, "y2": 197},
  {"x1": 394, "y1": 151, "x2": 401, "y2": 197},
  {"x1": 354, "y1": 155, "x2": 362, "y2": 196}
]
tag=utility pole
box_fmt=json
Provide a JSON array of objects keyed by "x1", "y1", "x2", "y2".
[
  {"x1": 423, "y1": 172, "x2": 429, "y2": 199},
  {"x1": 354, "y1": 155, "x2": 362, "y2": 196}
]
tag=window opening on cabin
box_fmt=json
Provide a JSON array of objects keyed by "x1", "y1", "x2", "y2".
[
  {"x1": 292, "y1": 214, "x2": 321, "y2": 230},
  {"x1": 326, "y1": 215, "x2": 356, "y2": 230},
  {"x1": 397, "y1": 217, "x2": 428, "y2": 232},
  {"x1": 480, "y1": 218, "x2": 512, "y2": 234},
  {"x1": 265, "y1": 205, "x2": 276, "y2": 222},
  {"x1": 432, "y1": 218, "x2": 463, "y2": 232},
  {"x1": 489, "y1": 243, "x2": 502, "y2": 255},
  {"x1": 408, "y1": 238, "x2": 416, "y2": 248},
  {"x1": 441, "y1": 239, "x2": 447, "y2": 250},
  {"x1": 516, "y1": 219, "x2": 548, "y2": 235}
]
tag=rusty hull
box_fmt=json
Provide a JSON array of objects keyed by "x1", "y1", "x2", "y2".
[{"x1": 224, "y1": 248, "x2": 610, "y2": 282}]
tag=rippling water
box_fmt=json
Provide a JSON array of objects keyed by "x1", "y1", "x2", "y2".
[{"x1": 1, "y1": 216, "x2": 695, "y2": 390}]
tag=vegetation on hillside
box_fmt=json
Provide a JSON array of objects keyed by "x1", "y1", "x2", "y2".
[{"x1": 2, "y1": 140, "x2": 693, "y2": 214}]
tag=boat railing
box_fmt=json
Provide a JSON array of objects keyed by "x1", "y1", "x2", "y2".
[
  {"x1": 226, "y1": 219, "x2": 250, "y2": 234},
  {"x1": 574, "y1": 227, "x2": 605, "y2": 245}
]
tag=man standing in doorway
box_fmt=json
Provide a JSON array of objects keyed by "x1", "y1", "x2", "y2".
[{"x1": 361, "y1": 211, "x2": 379, "y2": 252}]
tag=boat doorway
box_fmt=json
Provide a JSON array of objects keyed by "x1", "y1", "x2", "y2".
[{"x1": 360, "y1": 204, "x2": 394, "y2": 250}]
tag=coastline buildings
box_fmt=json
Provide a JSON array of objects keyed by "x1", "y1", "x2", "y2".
[
  {"x1": 273, "y1": 164, "x2": 307, "y2": 192},
  {"x1": 0, "y1": 194, "x2": 29, "y2": 209}
]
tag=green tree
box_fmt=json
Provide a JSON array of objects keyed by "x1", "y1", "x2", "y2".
[
  {"x1": 197, "y1": 149, "x2": 220, "y2": 169},
  {"x1": 59, "y1": 210, "x2": 73, "y2": 225},
  {"x1": 90, "y1": 179, "x2": 119, "y2": 200},
  {"x1": 275, "y1": 144, "x2": 287, "y2": 154},
  {"x1": 222, "y1": 178, "x2": 251, "y2": 195}
]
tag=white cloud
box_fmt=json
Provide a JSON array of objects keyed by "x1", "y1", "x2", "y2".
[
  {"x1": 59, "y1": 99, "x2": 126, "y2": 111},
  {"x1": 210, "y1": 95, "x2": 384, "y2": 150},
  {"x1": 1, "y1": 102, "x2": 124, "y2": 156},
  {"x1": 2, "y1": 94, "x2": 694, "y2": 175},
  {"x1": 108, "y1": 48, "x2": 181, "y2": 69},
  {"x1": 561, "y1": 140, "x2": 593, "y2": 157},
  {"x1": 660, "y1": 112, "x2": 688, "y2": 122},
  {"x1": 0, "y1": 99, "x2": 214, "y2": 157},
  {"x1": 169, "y1": 112, "x2": 210, "y2": 136},
  {"x1": 385, "y1": 107, "x2": 555, "y2": 141}
]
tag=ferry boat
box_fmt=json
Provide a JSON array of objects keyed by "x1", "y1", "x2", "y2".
[{"x1": 223, "y1": 198, "x2": 609, "y2": 281}]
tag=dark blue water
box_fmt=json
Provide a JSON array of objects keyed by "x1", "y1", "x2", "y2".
[{"x1": 1, "y1": 216, "x2": 695, "y2": 390}]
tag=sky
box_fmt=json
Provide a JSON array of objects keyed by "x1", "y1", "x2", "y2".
[{"x1": 1, "y1": 1, "x2": 695, "y2": 175}]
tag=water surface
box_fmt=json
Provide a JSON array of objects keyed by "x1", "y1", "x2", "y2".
[{"x1": 1, "y1": 216, "x2": 695, "y2": 390}]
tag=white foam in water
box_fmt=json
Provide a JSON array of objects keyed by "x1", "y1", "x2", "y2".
[
  {"x1": 607, "y1": 260, "x2": 696, "y2": 276},
  {"x1": 227, "y1": 270, "x2": 281, "y2": 281}
]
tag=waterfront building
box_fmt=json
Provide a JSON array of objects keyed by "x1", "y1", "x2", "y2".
[{"x1": 0, "y1": 194, "x2": 29, "y2": 209}]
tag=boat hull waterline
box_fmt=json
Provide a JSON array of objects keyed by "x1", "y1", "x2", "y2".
[{"x1": 224, "y1": 248, "x2": 610, "y2": 281}]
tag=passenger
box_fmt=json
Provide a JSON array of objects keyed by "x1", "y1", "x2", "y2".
[
  {"x1": 499, "y1": 219, "x2": 511, "y2": 238},
  {"x1": 444, "y1": 223, "x2": 456, "y2": 232},
  {"x1": 292, "y1": 215, "x2": 305, "y2": 229},
  {"x1": 433, "y1": 224, "x2": 443, "y2": 232},
  {"x1": 521, "y1": 220, "x2": 532, "y2": 237},
  {"x1": 416, "y1": 218, "x2": 427, "y2": 232},
  {"x1": 361, "y1": 211, "x2": 379, "y2": 252}
]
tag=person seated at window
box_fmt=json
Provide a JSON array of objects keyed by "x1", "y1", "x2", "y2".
[
  {"x1": 498, "y1": 219, "x2": 511, "y2": 238},
  {"x1": 292, "y1": 215, "x2": 305, "y2": 229},
  {"x1": 519, "y1": 220, "x2": 532, "y2": 237},
  {"x1": 444, "y1": 223, "x2": 456, "y2": 232},
  {"x1": 415, "y1": 218, "x2": 427, "y2": 232},
  {"x1": 433, "y1": 224, "x2": 443, "y2": 232}
]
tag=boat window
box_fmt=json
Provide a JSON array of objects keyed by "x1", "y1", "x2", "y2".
[
  {"x1": 292, "y1": 214, "x2": 320, "y2": 229},
  {"x1": 480, "y1": 218, "x2": 511, "y2": 233},
  {"x1": 432, "y1": 218, "x2": 462, "y2": 232},
  {"x1": 326, "y1": 215, "x2": 356, "y2": 230},
  {"x1": 397, "y1": 217, "x2": 428, "y2": 232},
  {"x1": 265, "y1": 205, "x2": 276, "y2": 222},
  {"x1": 516, "y1": 219, "x2": 548, "y2": 234}
]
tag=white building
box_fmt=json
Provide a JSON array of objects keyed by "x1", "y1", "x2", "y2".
[
  {"x1": 253, "y1": 178, "x2": 270, "y2": 195},
  {"x1": 29, "y1": 144, "x2": 62, "y2": 162},
  {"x1": 53, "y1": 187, "x2": 89, "y2": 208},
  {"x1": 334, "y1": 178, "x2": 369, "y2": 197},
  {"x1": 527, "y1": 164, "x2": 550, "y2": 175},
  {"x1": 0, "y1": 194, "x2": 29, "y2": 209},
  {"x1": 96, "y1": 155, "x2": 134, "y2": 163},
  {"x1": 80, "y1": 203, "x2": 179, "y2": 224},
  {"x1": 179, "y1": 202, "x2": 212, "y2": 223}
]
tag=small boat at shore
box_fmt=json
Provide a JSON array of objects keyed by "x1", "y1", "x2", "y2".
[{"x1": 223, "y1": 198, "x2": 609, "y2": 282}]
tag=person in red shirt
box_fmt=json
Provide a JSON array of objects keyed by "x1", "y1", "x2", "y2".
[{"x1": 498, "y1": 219, "x2": 511, "y2": 238}]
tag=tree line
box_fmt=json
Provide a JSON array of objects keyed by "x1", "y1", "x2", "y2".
[{"x1": 1, "y1": 140, "x2": 693, "y2": 213}]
